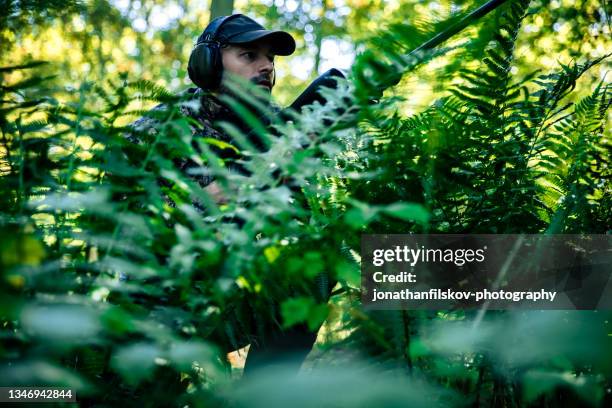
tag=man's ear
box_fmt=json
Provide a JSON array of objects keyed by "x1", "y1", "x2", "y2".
[
  {"x1": 188, "y1": 42, "x2": 223, "y2": 90},
  {"x1": 271, "y1": 67, "x2": 276, "y2": 88}
]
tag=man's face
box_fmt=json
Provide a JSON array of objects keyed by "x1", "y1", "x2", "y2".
[{"x1": 220, "y1": 42, "x2": 275, "y2": 93}]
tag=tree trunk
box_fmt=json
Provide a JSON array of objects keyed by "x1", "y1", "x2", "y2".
[
  {"x1": 209, "y1": 0, "x2": 234, "y2": 22},
  {"x1": 312, "y1": 0, "x2": 329, "y2": 76}
]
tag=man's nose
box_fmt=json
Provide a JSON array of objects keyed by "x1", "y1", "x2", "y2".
[{"x1": 258, "y1": 58, "x2": 274, "y2": 75}]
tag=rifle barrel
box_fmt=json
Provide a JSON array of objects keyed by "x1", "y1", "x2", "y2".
[{"x1": 410, "y1": 0, "x2": 511, "y2": 55}]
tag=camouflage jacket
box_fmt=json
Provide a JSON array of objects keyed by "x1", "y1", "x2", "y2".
[{"x1": 128, "y1": 87, "x2": 268, "y2": 188}]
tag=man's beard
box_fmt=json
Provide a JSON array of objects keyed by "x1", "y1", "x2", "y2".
[
  {"x1": 250, "y1": 73, "x2": 273, "y2": 94},
  {"x1": 218, "y1": 74, "x2": 273, "y2": 104},
  {"x1": 216, "y1": 74, "x2": 276, "y2": 152}
]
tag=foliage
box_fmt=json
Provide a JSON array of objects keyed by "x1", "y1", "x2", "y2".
[{"x1": 0, "y1": 0, "x2": 610, "y2": 407}]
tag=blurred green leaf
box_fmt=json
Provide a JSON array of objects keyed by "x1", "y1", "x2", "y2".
[
  {"x1": 168, "y1": 341, "x2": 218, "y2": 373},
  {"x1": 20, "y1": 304, "x2": 100, "y2": 343},
  {"x1": 344, "y1": 203, "x2": 379, "y2": 229},
  {"x1": 281, "y1": 297, "x2": 329, "y2": 331},
  {"x1": 227, "y1": 364, "x2": 457, "y2": 408},
  {"x1": 382, "y1": 202, "x2": 430, "y2": 225},
  {"x1": 111, "y1": 343, "x2": 161, "y2": 385},
  {"x1": 335, "y1": 260, "x2": 360, "y2": 288},
  {"x1": 0, "y1": 361, "x2": 91, "y2": 391},
  {"x1": 100, "y1": 306, "x2": 135, "y2": 335},
  {"x1": 303, "y1": 252, "x2": 324, "y2": 279},
  {"x1": 281, "y1": 297, "x2": 313, "y2": 329}
]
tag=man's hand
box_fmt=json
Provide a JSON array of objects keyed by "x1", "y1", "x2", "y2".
[{"x1": 205, "y1": 181, "x2": 228, "y2": 205}]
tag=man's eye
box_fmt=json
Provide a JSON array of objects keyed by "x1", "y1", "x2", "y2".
[{"x1": 241, "y1": 52, "x2": 256, "y2": 60}]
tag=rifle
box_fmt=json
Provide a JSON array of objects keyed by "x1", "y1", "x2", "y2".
[{"x1": 286, "y1": 0, "x2": 511, "y2": 110}]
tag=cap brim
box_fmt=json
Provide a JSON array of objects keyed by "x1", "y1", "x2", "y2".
[{"x1": 228, "y1": 30, "x2": 296, "y2": 56}]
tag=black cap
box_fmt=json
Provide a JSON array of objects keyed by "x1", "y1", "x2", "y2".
[{"x1": 199, "y1": 14, "x2": 296, "y2": 56}]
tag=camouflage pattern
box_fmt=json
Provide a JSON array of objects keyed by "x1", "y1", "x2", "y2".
[{"x1": 128, "y1": 87, "x2": 246, "y2": 189}]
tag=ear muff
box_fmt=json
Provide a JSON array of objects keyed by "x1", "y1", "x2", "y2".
[
  {"x1": 187, "y1": 41, "x2": 223, "y2": 90},
  {"x1": 188, "y1": 15, "x2": 241, "y2": 90}
]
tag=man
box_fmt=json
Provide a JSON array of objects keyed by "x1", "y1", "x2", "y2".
[
  {"x1": 186, "y1": 13, "x2": 296, "y2": 199},
  {"x1": 188, "y1": 14, "x2": 329, "y2": 376},
  {"x1": 130, "y1": 14, "x2": 320, "y2": 376},
  {"x1": 129, "y1": 14, "x2": 293, "y2": 195}
]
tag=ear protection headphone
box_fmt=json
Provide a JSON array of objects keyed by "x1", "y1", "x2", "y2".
[
  {"x1": 188, "y1": 14, "x2": 276, "y2": 91},
  {"x1": 188, "y1": 15, "x2": 237, "y2": 90}
]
